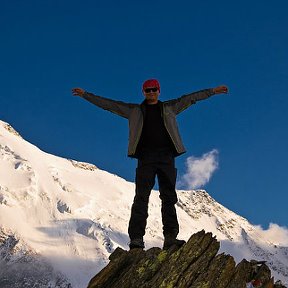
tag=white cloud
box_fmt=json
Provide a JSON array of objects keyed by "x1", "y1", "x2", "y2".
[
  {"x1": 178, "y1": 149, "x2": 219, "y2": 189},
  {"x1": 255, "y1": 223, "x2": 288, "y2": 246}
]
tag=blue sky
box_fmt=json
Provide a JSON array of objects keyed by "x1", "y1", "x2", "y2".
[{"x1": 1, "y1": 1, "x2": 287, "y2": 228}]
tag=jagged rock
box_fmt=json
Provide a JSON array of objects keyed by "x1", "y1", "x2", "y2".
[
  {"x1": 87, "y1": 230, "x2": 286, "y2": 288},
  {"x1": 69, "y1": 159, "x2": 98, "y2": 171},
  {"x1": 3, "y1": 123, "x2": 22, "y2": 138}
]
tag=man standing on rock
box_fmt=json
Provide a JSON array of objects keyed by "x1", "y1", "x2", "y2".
[{"x1": 72, "y1": 79, "x2": 228, "y2": 250}]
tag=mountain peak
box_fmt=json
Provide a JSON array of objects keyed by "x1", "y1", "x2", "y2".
[{"x1": 0, "y1": 120, "x2": 22, "y2": 139}]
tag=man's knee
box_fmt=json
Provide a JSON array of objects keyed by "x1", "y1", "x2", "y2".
[
  {"x1": 133, "y1": 193, "x2": 150, "y2": 205},
  {"x1": 160, "y1": 193, "x2": 178, "y2": 206}
]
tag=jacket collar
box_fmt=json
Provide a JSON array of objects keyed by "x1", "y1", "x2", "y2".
[
  {"x1": 140, "y1": 100, "x2": 163, "y2": 118},
  {"x1": 140, "y1": 99, "x2": 162, "y2": 106}
]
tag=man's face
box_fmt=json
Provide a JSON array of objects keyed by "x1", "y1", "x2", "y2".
[{"x1": 143, "y1": 87, "x2": 160, "y2": 104}]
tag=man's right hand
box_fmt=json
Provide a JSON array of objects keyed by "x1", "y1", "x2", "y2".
[{"x1": 72, "y1": 88, "x2": 85, "y2": 97}]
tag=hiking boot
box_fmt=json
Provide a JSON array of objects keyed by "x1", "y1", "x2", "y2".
[
  {"x1": 129, "y1": 238, "x2": 145, "y2": 250},
  {"x1": 163, "y1": 236, "x2": 186, "y2": 250}
]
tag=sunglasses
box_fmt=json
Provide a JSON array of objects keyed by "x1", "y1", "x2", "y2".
[{"x1": 144, "y1": 87, "x2": 158, "y2": 93}]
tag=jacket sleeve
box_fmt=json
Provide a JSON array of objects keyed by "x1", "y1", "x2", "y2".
[
  {"x1": 81, "y1": 92, "x2": 134, "y2": 119},
  {"x1": 168, "y1": 88, "x2": 215, "y2": 115}
]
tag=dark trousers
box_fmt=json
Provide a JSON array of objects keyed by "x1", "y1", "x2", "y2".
[{"x1": 128, "y1": 150, "x2": 179, "y2": 240}]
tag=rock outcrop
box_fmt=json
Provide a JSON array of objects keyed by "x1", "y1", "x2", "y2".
[{"x1": 87, "y1": 230, "x2": 286, "y2": 288}]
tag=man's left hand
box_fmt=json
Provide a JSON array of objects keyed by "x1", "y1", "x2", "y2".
[{"x1": 213, "y1": 85, "x2": 229, "y2": 94}]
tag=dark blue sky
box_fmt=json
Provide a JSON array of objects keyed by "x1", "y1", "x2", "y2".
[{"x1": 1, "y1": 0, "x2": 287, "y2": 228}]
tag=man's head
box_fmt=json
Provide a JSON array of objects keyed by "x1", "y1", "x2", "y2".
[{"x1": 142, "y1": 79, "x2": 160, "y2": 104}]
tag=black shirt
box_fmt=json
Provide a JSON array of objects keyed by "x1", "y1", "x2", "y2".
[{"x1": 136, "y1": 102, "x2": 175, "y2": 154}]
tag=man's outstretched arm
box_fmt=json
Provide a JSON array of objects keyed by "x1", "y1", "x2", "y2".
[
  {"x1": 72, "y1": 88, "x2": 134, "y2": 119},
  {"x1": 169, "y1": 85, "x2": 229, "y2": 115}
]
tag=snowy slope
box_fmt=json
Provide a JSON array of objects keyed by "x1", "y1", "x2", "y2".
[{"x1": 0, "y1": 120, "x2": 287, "y2": 287}]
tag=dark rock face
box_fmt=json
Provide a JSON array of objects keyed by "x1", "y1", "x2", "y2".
[{"x1": 87, "y1": 230, "x2": 286, "y2": 288}]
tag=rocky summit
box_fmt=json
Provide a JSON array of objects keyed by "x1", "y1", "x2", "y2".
[{"x1": 87, "y1": 230, "x2": 286, "y2": 288}]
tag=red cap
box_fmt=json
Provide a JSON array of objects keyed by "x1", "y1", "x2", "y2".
[{"x1": 142, "y1": 79, "x2": 160, "y2": 91}]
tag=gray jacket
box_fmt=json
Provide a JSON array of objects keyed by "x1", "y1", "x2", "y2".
[{"x1": 81, "y1": 88, "x2": 215, "y2": 157}]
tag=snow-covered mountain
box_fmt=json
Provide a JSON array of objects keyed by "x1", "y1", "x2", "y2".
[{"x1": 0, "y1": 119, "x2": 287, "y2": 287}]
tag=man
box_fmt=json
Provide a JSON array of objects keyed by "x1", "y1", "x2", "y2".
[{"x1": 72, "y1": 79, "x2": 228, "y2": 250}]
